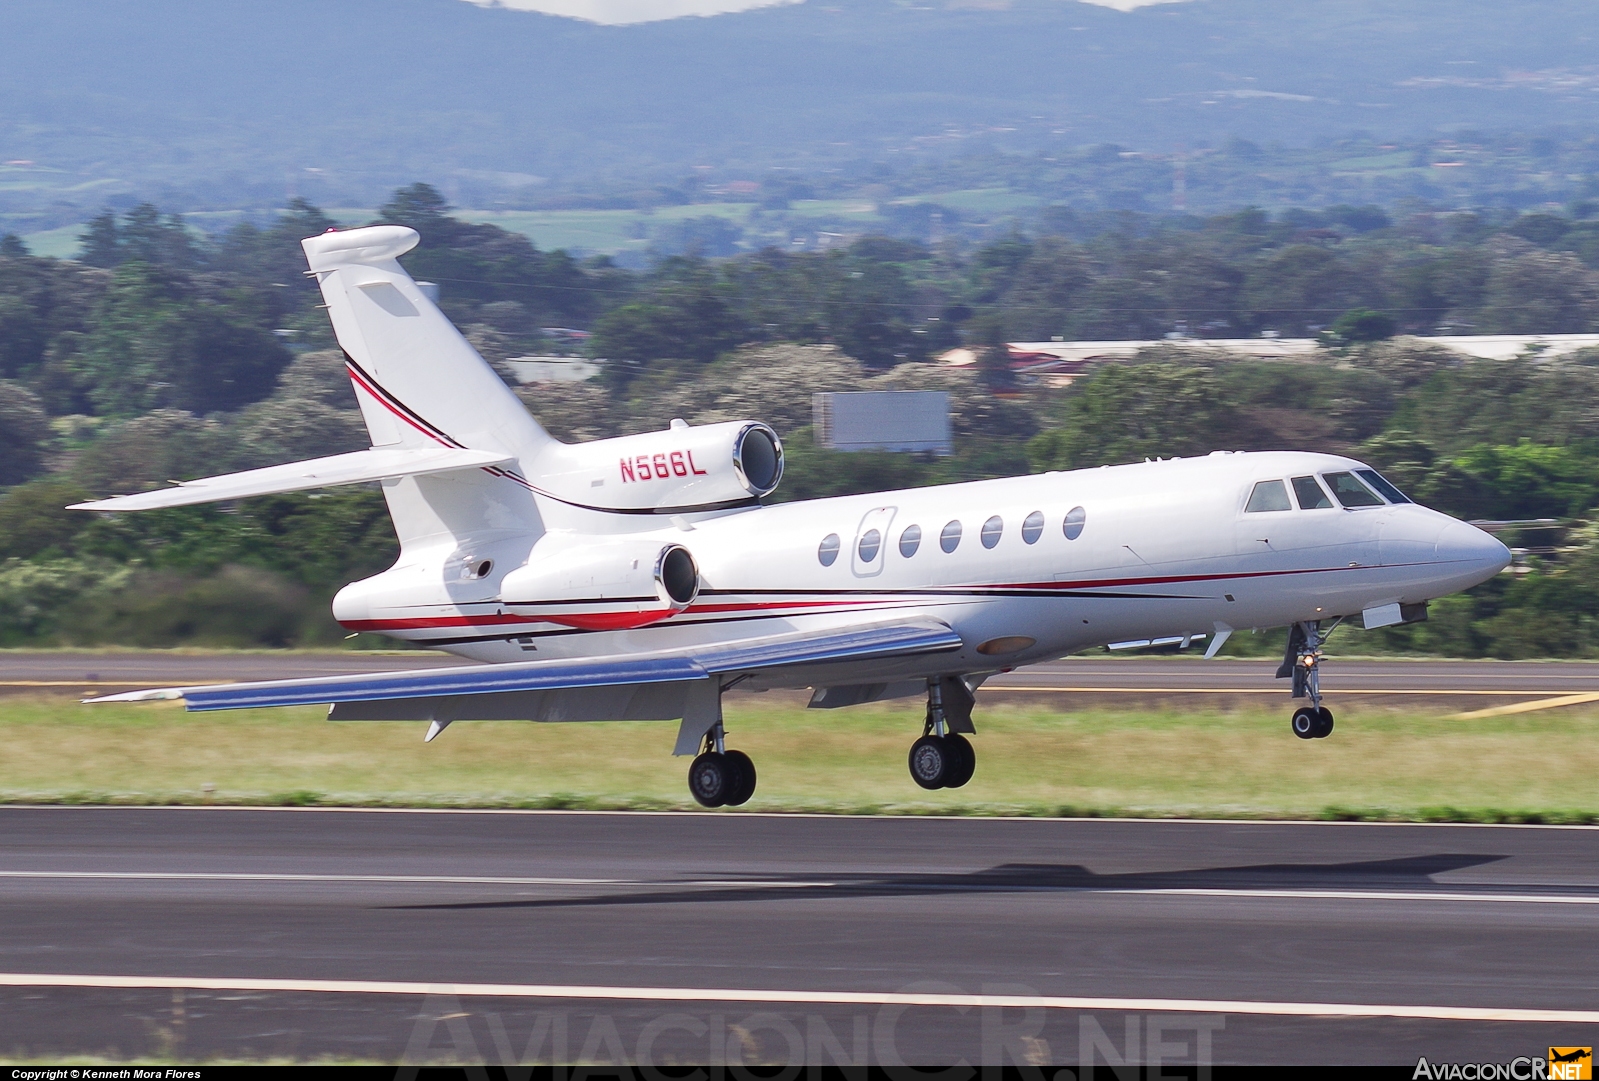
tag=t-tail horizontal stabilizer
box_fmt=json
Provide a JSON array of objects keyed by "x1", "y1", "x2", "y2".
[{"x1": 68, "y1": 447, "x2": 513, "y2": 512}]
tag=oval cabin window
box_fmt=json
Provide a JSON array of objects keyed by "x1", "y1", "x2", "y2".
[
  {"x1": 857, "y1": 528, "x2": 882, "y2": 563},
  {"x1": 1063, "y1": 506, "x2": 1086, "y2": 540},
  {"x1": 981, "y1": 516, "x2": 1003, "y2": 549},
  {"x1": 818, "y1": 533, "x2": 841, "y2": 566}
]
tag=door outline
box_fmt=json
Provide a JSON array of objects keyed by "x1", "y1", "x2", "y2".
[{"x1": 852, "y1": 506, "x2": 897, "y2": 578}]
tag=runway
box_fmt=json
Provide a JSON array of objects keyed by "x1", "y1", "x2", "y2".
[
  {"x1": 2, "y1": 808, "x2": 1595, "y2": 1065},
  {"x1": 8, "y1": 650, "x2": 1599, "y2": 714}
]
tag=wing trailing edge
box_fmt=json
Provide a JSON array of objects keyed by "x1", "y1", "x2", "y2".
[{"x1": 85, "y1": 619, "x2": 965, "y2": 712}]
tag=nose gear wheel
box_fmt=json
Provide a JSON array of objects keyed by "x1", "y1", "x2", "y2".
[{"x1": 1280, "y1": 621, "x2": 1339, "y2": 739}]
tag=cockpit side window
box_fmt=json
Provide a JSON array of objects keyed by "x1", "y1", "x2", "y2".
[
  {"x1": 1291, "y1": 475, "x2": 1333, "y2": 510},
  {"x1": 1322, "y1": 471, "x2": 1384, "y2": 508},
  {"x1": 1245, "y1": 479, "x2": 1292, "y2": 512},
  {"x1": 1356, "y1": 468, "x2": 1411, "y2": 504}
]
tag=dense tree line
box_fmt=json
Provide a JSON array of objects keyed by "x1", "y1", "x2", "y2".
[{"x1": 2, "y1": 184, "x2": 1599, "y2": 653}]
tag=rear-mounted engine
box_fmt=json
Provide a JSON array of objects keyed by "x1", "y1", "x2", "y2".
[
  {"x1": 538, "y1": 420, "x2": 783, "y2": 513},
  {"x1": 499, "y1": 538, "x2": 700, "y2": 630}
]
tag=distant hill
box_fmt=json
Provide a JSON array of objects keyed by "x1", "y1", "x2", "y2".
[{"x1": 3, "y1": 0, "x2": 1597, "y2": 221}]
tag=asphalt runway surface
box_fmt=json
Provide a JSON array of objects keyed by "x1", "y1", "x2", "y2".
[
  {"x1": 7, "y1": 650, "x2": 1599, "y2": 713},
  {"x1": 1, "y1": 808, "x2": 1595, "y2": 1066}
]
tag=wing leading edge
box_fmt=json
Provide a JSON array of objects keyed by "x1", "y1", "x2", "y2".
[
  {"x1": 68, "y1": 447, "x2": 513, "y2": 512},
  {"x1": 86, "y1": 619, "x2": 965, "y2": 712}
]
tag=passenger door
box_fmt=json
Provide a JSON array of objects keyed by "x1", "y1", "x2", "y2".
[{"x1": 852, "y1": 506, "x2": 897, "y2": 578}]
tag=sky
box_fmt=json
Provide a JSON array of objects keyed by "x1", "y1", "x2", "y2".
[{"x1": 464, "y1": 0, "x2": 1182, "y2": 26}]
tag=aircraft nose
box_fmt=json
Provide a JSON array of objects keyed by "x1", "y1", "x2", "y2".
[{"x1": 1434, "y1": 519, "x2": 1511, "y2": 579}]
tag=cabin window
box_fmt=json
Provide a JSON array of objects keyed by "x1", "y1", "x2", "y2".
[
  {"x1": 1245, "y1": 479, "x2": 1291, "y2": 512},
  {"x1": 981, "y1": 516, "x2": 1003, "y2": 549},
  {"x1": 1021, "y1": 510, "x2": 1045, "y2": 544},
  {"x1": 940, "y1": 520, "x2": 962, "y2": 553},
  {"x1": 899, "y1": 524, "x2": 922, "y2": 558},
  {"x1": 857, "y1": 528, "x2": 882, "y2": 563},
  {"x1": 818, "y1": 533, "x2": 841, "y2": 566},
  {"x1": 1292, "y1": 476, "x2": 1333, "y2": 510},
  {"x1": 1063, "y1": 506, "x2": 1086, "y2": 540},
  {"x1": 1323, "y1": 471, "x2": 1384, "y2": 508},
  {"x1": 1356, "y1": 468, "x2": 1410, "y2": 504}
]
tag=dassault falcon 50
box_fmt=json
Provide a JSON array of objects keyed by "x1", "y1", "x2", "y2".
[{"x1": 79, "y1": 224, "x2": 1511, "y2": 806}]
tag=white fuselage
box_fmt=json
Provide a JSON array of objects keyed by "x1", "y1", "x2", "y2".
[{"x1": 333, "y1": 449, "x2": 1509, "y2": 689}]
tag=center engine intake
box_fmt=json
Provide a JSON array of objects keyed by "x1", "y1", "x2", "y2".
[{"x1": 537, "y1": 420, "x2": 783, "y2": 513}]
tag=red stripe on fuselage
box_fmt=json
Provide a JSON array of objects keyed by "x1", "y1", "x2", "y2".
[{"x1": 336, "y1": 561, "x2": 1403, "y2": 635}]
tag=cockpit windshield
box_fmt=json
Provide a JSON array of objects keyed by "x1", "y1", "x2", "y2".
[
  {"x1": 1355, "y1": 468, "x2": 1411, "y2": 504},
  {"x1": 1322, "y1": 471, "x2": 1384, "y2": 508},
  {"x1": 1291, "y1": 476, "x2": 1333, "y2": 510}
]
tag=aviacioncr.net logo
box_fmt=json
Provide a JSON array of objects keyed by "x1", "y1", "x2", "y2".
[{"x1": 1413, "y1": 1048, "x2": 1591, "y2": 1081}]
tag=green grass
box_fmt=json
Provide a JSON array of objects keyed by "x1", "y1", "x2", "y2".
[
  {"x1": 1, "y1": 695, "x2": 1594, "y2": 822},
  {"x1": 456, "y1": 203, "x2": 759, "y2": 255},
  {"x1": 896, "y1": 188, "x2": 1044, "y2": 215},
  {"x1": 19, "y1": 223, "x2": 89, "y2": 259}
]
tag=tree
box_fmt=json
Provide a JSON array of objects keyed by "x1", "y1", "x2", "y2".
[
  {"x1": 118, "y1": 204, "x2": 200, "y2": 269},
  {"x1": 1241, "y1": 244, "x2": 1360, "y2": 335},
  {"x1": 377, "y1": 182, "x2": 452, "y2": 231},
  {"x1": 590, "y1": 256, "x2": 745, "y2": 385},
  {"x1": 73, "y1": 262, "x2": 289, "y2": 417},
  {"x1": 1480, "y1": 250, "x2": 1599, "y2": 333},
  {"x1": 0, "y1": 380, "x2": 53, "y2": 485},
  {"x1": 1027, "y1": 363, "x2": 1244, "y2": 471},
  {"x1": 1329, "y1": 308, "x2": 1398, "y2": 343},
  {"x1": 78, "y1": 211, "x2": 120, "y2": 268},
  {"x1": 0, "y1": 477, "x2": 92, "y2": 559},
  {"x1": 986, "y1": 237, "x2": 1091, "y2": 341},
  {"x1": 0, "y1": 235, "x2": 28, "y2": 258}
]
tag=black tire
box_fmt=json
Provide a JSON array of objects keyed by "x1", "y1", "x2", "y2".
[
  {"x1": 1313, "y1": 706, "x2": 1335, "y2": 739},
  {"x1": 1290, "y1": 707, "x2": 1319, "y2": 740},
  {"x1": 908, "y1": 734, "x2": 949, "y2": 790},
  {"x1": 688, "y1": 751, "x2": 731, "y2": 807},
  {"x1": 942, "y1": 734, "x2": 976, "y2": 789},
  {"x1": 723, "y1": 749, "x2": 757, "y2": 806}
]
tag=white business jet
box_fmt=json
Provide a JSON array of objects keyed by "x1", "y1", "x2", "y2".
[{"x1": 79, "y1": 225, "x2": 1511, "y2": 806}]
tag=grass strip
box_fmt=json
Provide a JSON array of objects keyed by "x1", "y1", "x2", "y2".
[{"x1": 0, "y1": 695, "x2": 1594, "y2": 823}]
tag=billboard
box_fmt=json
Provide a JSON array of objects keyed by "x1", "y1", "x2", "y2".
[{"x1": 813, "y1": 390, "x2": 952, "y2": 454}]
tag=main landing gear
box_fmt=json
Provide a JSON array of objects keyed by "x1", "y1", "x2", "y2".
[
  {"x1": 688, "y1": 721, "x2": 756, "y2": 808},
  {"x1": 908, "y1": 677, "x2": 978, "y2": 790},
  {"x1": 1279, "y1": 620, "x2": 1335, "y2": 739}
]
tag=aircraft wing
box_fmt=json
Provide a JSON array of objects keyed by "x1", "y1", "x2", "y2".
[
  {"x1": 85, "y1": 619, "x2": 964, "y2": 711},
  {"x1": 67, "y1": 447, "x2": 513, "y2": 512}
]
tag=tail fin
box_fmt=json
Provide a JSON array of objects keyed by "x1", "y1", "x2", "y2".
[{"x1": 302, "y1": 225, "x2": 551, "y2": 554}]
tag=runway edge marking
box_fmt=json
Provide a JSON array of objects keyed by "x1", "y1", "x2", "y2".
[
  {"x1": 0, "y1": 973, "x2": 1594, "y2": 1024},
  {"x1": 1453, "y1": 692, "x2": 1599, "y2": 719},
  {"x1": 3, "y1": 805, "x2": 1598, "y2": 828}
]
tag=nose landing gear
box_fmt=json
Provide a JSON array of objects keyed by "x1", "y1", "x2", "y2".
[
  {"x1": 908, "y1": 677, "x2": 978, "y2": 790},
  {"x1": 1291, "y1": 705, "x2": 1334, "y2": 739},
  {"x1": 1281, "y1": 620, "x2": 1336, "y2": 739}
]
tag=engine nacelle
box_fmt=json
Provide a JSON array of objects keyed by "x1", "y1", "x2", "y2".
[
  {"x1": 537, "y1": 420, "x2": 783, "y2": 513},
  {"x1": 500, "y1": 537, "x2": 700, "y2": 630}
]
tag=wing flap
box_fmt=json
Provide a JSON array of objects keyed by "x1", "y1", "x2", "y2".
[
  {"x1": 68, "y1": 447, "x2": 513, "y2": 512},
  {"x1": 85, "y1": 619, "x2": 964, "y2": 713}
]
